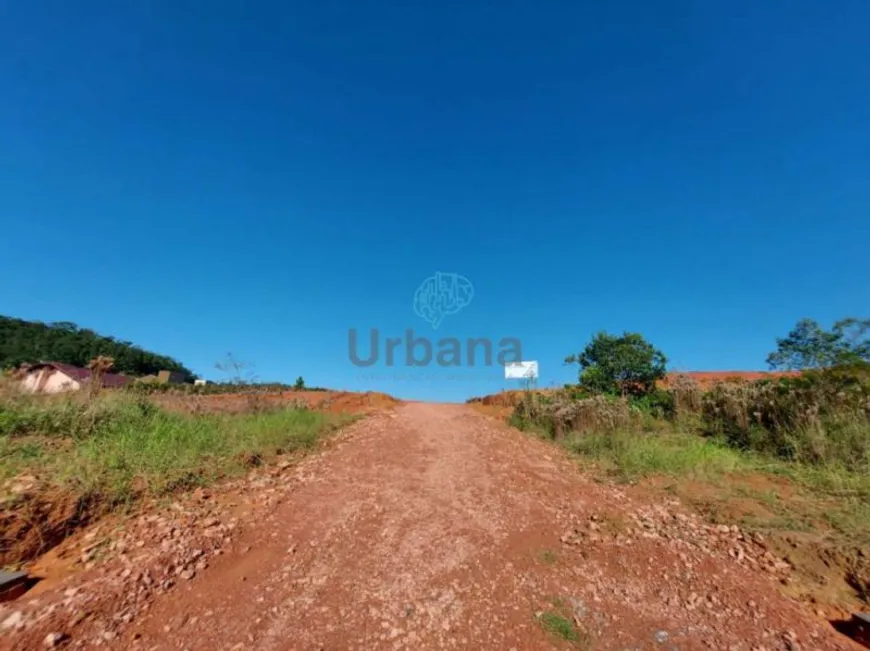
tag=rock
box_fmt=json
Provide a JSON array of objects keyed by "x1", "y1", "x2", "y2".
[
  {"x1": 44, "y1": 632, "x2": 68, "y2": 648},
  {"x1": 2, "y1": 611, "x2": 24, "y2": 631},
  {"x1": 180, "y1": 569, "x2": 195, "y2": 581},
  {"x1": 654, "y1": 629, "x2": 669, "y2": 644}
]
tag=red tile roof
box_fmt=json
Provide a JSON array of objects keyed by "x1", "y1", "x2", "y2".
[{"x1": 30, "y1": 362, "x2": 132, "y2": 388}]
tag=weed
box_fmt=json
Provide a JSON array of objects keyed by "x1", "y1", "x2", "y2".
[{"x1": 538, "y1": 611, "x2": 579, "y2": 643}]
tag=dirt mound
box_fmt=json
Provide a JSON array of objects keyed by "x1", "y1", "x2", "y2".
[
  {"x1": 467, "y1": 390, "x2": 551, "y2": 420},
  {"x1": 309, "y1": 391, "x2": 399, "y2": 414},
  {"x1": 468, "y1": 373, "x2": 801, "y2": 408},
  {"x1": 467, "y1": 389, "x2": 555, "y2": 407},
  {"x1": 154, "y1": 390, "x2": 399, "y2": 415},
  {"x1": 662, "y1": 371, "x2": 801, "y2": 389},
  {"x1": 0, "y1": 488, "x2": 94, "y2": 567}
]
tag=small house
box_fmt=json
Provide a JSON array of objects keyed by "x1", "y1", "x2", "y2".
[{"x1": 20, "y1": 362, "x2": 132, "y2": 393}]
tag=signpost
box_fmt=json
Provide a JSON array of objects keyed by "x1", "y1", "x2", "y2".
[{"x1": 505, "y1": 361, "x2": 539, "y2": 391}]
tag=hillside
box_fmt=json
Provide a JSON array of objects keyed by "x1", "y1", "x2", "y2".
[
  {"x1": 469, "y1": 370, "x2": 800, "y2": 408},
  {"x1": 0, "y1": 315, "x2": 194, "y2": 380}
]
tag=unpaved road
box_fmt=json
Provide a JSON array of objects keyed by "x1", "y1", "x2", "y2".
[{"x1": 4, "y1": 403, "x2": 860, "y2": 650}]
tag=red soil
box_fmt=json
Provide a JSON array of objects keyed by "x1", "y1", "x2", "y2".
[{"x1": 663, "y1": 371, "x2": 801, "y2": 389}]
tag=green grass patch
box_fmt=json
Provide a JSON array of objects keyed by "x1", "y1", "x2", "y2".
[
  {"x1": 550, "y1": 425, "x2": 870, "y2": 551},
  {"x1": 563, "y1": 428, "x2": 756, "y2": 479},
  {"x1": 0, "y1": 390, "x2": 351, "y2": 507},
  {"x1": 538, "y1": 611, "x2": 579, "y2": 643}
]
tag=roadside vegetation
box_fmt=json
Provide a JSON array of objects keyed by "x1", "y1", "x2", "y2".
[
  {"x1": 0, "y1": 366, "x2": 350, "y2": 566},
  {"x1": 123, "y1": 380, "x2": 328, "y2": 395},
  {"x1": 509, "y1": 318, "x2": 870, "y2": 607}
]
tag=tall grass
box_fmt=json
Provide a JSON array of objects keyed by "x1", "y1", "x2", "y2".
[
  {"x1": 564, "y1": 428, "x2": 753, "y2": 479},
  {"x1": 699, "y1": 367, "x2": 870, "y2": 471},
  {"x1": 510, "y1": 366, "x2": 870, "y2": 549},
  {"x1": 512, "y1": 365, "x2": 870, "y2": 473},
  {"x1": 0, "y1": 384, "x2": 348, "y2": 506}
]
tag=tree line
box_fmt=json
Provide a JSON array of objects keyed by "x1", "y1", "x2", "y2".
[
  {"x1": 565, "y1": 317, "x2": 870, "y2": 397},
  {"x1": 0, "y1": 316, "x2": 195, "y2": 381}
]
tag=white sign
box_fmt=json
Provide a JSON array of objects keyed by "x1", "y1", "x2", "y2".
[{"x1": 505, "y1": 361, "x2": 539, "y2": 379}]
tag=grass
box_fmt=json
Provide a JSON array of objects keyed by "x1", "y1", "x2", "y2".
[
  {"x1": 527, "y1": 420, "x2": 870, "y2": 609},
  {"x1": 559, "y1": 426, "x2": 870, "y2": 544},
  {"x1": 0, "y1": 388, "x2": 351, "y2": 508},
  {"x1": 538, "y1": 611, "x2": 580, "y2": 643},
  {"x1": 535, "y1": 596, "x2": 594, "y2": 648},
  {"x1": 564, "y1": 428, "x2": 754, "y2": 479}
]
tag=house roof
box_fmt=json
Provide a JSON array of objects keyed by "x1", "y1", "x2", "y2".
[{"x1": 28, "y1": 362, "x2": 132, "y2": 388}]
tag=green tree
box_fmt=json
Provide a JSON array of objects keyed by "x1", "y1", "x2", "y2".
[
  {"x1": 0, "y1": 316, "x2": 194, "y2": 380},
  {"x1": 767, "y1": 318, "x2": 870, "y2": 370},
  {"x1": 565, "y1": 331, "x2": 667, "y2": 397},
  {"x1": 294, "y1": 376, "x2": 305, "y2": 390}
]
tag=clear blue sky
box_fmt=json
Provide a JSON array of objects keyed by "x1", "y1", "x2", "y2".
[{"x1": 2, "y1": 1, "x2": 868, "y2": 402}]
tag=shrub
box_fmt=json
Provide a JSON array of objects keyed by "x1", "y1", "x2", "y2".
[
  {"x1": 669, "y1": 373, "x2": 703, "y2": 416},
  {"x1": 513, "y1": 364, "x2": 870, "y2": 473},
  {"x1": 630, "y1": 389, "x2": 675, "y2": 420},
  {"x1": 511, "y1": 391, "x2": 634, "y2": 440},
  {"x1": 701, "y1": 366, "x2": 870, "y2": 470}
]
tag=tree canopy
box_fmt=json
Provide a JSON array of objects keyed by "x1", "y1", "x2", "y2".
[
  {"x1": 565, "y1": 331, "x2": 667, "y2": 397},
  {"x1": 0, "y1": 315, "x2": 195, "y2": 381},
  {"x1": 767, "y1": 318, "x2": 870, "y2": 370}
]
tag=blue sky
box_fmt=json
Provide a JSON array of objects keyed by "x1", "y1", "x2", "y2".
[{"x1": 1, "y1": 1, "x2": 868, "y2": 401}]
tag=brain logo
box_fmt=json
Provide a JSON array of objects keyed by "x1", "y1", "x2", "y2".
[{"x1": 413, "y1": 272, "x2": 474, "y2": 329}]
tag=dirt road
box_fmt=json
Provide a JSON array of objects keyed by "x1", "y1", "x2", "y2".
[{"x1": 4, "y1": 403, "x2": 860, "y2": 650}]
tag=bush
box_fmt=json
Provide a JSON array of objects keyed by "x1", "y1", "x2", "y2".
[
  {"x1": 511, "y1": 391, "x2": 634, "y2": 439},
  {"x1": 669, "y1": 373, "x2": 703, "y2": 417},
  {"x1": 630, "y1": 389, "x2": 675, "y2": 420},
  {"x1": 513, "y1": 364, "x2": 870, "y2": 473},
  {"x1": 700, "y1": 367, "x2": 870, "y2": 470}
]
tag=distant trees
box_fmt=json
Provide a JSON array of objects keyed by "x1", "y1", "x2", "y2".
[
  {"x1": 0, "y1": 316, "x2": 194, "y2": 380},
  {"x1": 294, "y1": 376, "x2": 306, "y2": 390},
  {"x1": 767, "y1": 318, "x2": 870, "y2": 370},
  {"x1": 565, "y1": 332, "x2": 667, "y2": 397}
]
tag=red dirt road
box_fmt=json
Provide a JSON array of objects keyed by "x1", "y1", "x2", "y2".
[{"x1": 4, "y1": 403, "x2": 860, "y2": 650}]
